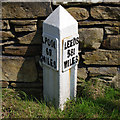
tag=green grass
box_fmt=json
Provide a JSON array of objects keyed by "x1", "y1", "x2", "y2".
[{"x1": 2, "y1": 80, "x2": 120, "y2": 119}]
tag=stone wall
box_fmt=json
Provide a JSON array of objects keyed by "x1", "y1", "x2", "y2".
[{"x1": 1, "y1": 1, "x2": 120, "y2": 97}]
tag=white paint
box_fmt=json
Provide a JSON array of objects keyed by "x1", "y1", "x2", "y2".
[{"x1": 42, "y1": 5, "x2": 79, "y2": 110}]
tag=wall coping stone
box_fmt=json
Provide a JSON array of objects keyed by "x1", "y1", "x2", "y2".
[{"x1": 1, "y1": 0, "x2": 120, "y2": 3}]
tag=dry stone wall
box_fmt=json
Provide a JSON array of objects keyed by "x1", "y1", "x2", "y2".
[{"x1": 1, "y1": 1, "x2": 120, "y2": 97}]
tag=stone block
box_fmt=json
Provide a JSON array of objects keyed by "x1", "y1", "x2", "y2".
[
  {"x1": 77, "y1": 67, "x2": 87, "y2": 80},
  {"x1": 112, "y1": 68, "x2": 120, "y2": 89},
  {"x1": 17, "y1": 31, "x2": 42, "y2": 44},
  {"x1": 91, "y1": 6, "x2": 120, "y2": 20},
  {"x1": 105, "y1": 27, "x2": 119, "y2": 34},
  {"x1": 14, "y1": 24, "x2": 37, "y2": 32},
  {"x1": 88, "y1": 67, "x2": 117, "y2": 77},
  {"x1": 0, "y1": 81, "x2": 9, "y2": 88},
  {"x1": 89, "y1": 77, "x2": 113, "y2": 89},
  {"x1": 99, "y1": 76, "x2": 113, "y2": 82},
  {"x1": 0, "y1": 41, "x2": 15, "y2": 46},
  {"x1": 78, "y1": 28, "x2": 103, "y2": 49},
  {"x1": 2, "y1": 2, "x2": 52, "y2": 18},
  {"x1": 1, "y1": 56, "x2": 38, "y2": 82},
  {"x1": 103, "y1": 0, "x2": 120, "y2": 2},
  {"x1": 1, "y1": 20, "x2": 10, "y2": 30},
  {"x1": 78, "y1": 21, "x2": 120, "y2": 26},
  {"x1": 3, "y1": 45, "x2": 42, "y2": 56},
  {"x1": 10, "y1": 20, "x2": 37, "y2": 25},
  {"x1": 0, "y1": 31, "x2": 15, "y2": 40},
  {"x1": 82, "y1": 49, "x2": 120, "y2": 65},
  {"x1": 53, "y1": 1, "x2": 120, "y2": 6},
  {"x1": 67, "y1": 7, "x2": 89, "y2": 20},
  {"x1": 102, "y1": 35, "x2": 120, "y2": 50}
]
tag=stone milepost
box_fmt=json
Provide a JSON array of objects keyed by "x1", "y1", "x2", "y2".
[{"x1": 41, "y1": 5, "x2": 79, "y2": 110}]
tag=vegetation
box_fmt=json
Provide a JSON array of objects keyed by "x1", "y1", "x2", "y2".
[{"x1": 2, "y1": 80, "x2": 120, "y2": 119}]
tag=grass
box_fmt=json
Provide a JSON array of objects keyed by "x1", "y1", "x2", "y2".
[{"x1": 2, "y1": 80, "x2": 120, "y2": 119}]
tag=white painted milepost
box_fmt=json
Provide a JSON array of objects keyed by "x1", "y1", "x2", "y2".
[{"x1": 42, "y1": 5, "x2": 79, "y2": 110}]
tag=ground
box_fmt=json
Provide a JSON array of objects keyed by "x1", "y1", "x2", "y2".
[{"x1": 2, "y1": 79, "x2": 120, "y2": 119}]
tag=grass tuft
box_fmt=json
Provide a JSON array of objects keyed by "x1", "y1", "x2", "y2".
[{"x1": 2, "y1": 80, "x2": 120, "y2": 119}]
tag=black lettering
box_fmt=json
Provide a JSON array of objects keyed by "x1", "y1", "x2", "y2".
[
  {"x1": 70, "y1": 39, "x2": 73, "y2": 47},
  {"x1": 43, "y1": 37, "x2": 56, "y2": 49},
  {"x1": 64, "y1": 37, "x2": 79, "y2": 50},
  {"x1": 67, "y1": 49, "x2": 70, "y2": 58},
  {"x1": 45, "y1": 37, "x2": 48, "y2": 44},
  {"x1": 53, "y1": 61, "x2": 56, "y2": 69},
  {"x1": 71, "y1": 38, "x2": 74, "y2": 47},
  {"x1": 70, "y1": 58, "x2": 72, "y2": 66},
  {"x1": 48, "y1": 39, "x2": 51, "y2": 46},
  {"x1": 46, "y1": 48, "x2": 52, "y2": 56},
  {"x1": 49, "y1": 49, "x2": 52, "y2": 56},
  {"x1": 52, "y1": 41, "x2": 56, "y2": 49},
  {"x1": 64, "y1": 42, "x2": 67, "y2": 50},
  {"x1": 42, "y1": 56, "x2": 57, "y2": 69},
  {"x1": 43, "y1": 37, "x2": 47, "y2": 44},
  {"x1": 71, "y1": 48, "x2": 75, "y2": 56},
  {"x1": 67, "y1": 40, "x2": 70, "y2": 48},
  {"x1": 67, "y1": 48, "x2": 75, "y2": 58},
  {"x1": 50, "y1": 59, "x2": 53, "y2": 67},
  {"x1": 46, "y1": 48, "x2": 49, "y2": 55},
  {"x1": 64, "y1": 55, "x2": 78, "y2": 69},
  {"x1": 50, "y1": 40, "x2": 53, "y2": 48},
  {"x1": 50, "y1": 40, "x2": 56, "y2": 49},
  {"x1": 72, "y1": 57, "x2": 75, "y2": 64},
  {"x1": 64, "y1": 61, "x2": 68, "y2": 69},
  {"x1": 76, "y1": 37, "x2": 79, "y2": 44}
]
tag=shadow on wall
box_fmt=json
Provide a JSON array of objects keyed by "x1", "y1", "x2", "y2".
[
  {"x1": 2, "y1": 1, "x2": 53, "y2": 100},
  {"x1": 14, "y1": 20, "x2": 44, "y2": 100}
]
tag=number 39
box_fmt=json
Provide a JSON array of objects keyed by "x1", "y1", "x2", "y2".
[{"x1": 46, "y1": 48, "x2": 52, "y2": 56}]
